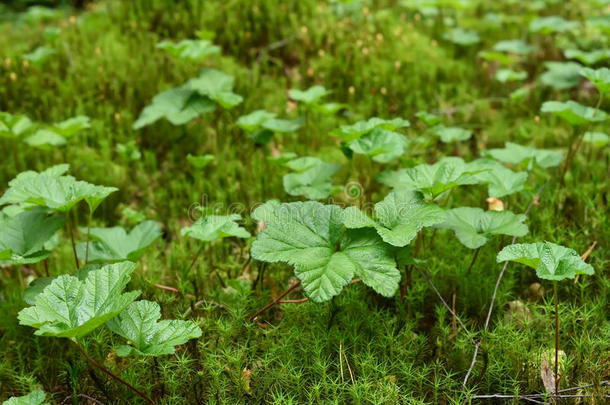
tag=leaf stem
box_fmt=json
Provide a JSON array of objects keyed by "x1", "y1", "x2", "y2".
[
  {"x1": 249, "y1": 280, "x2": 302, "y2": 321},
  {"x1": 68, "y1": 211, "x2": 80, "y2": 270},
  {"x1": 74, "y1": 342, "x2": 155, "y2": 405},
  {"x1": 554, "y1": 281, "x2": 559, "y2": 398},
  {"x1": 85, "y1": 209, "x2": 92, "y2": 265},
  {"x1": 466, "y1": 247, "x2": 480, "y2": 275}
]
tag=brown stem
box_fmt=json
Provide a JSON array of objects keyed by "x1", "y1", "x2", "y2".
[
  {"x1": 187, "y1": 245, "x2": 204, "y2": 273},
  {"x1": 85, "y1": 210, "x2": 92, "y2": 265},
  {"x1": 554, "y1": 281, "x2": 559, "y2": 398},
  {"x1": 249, "y1": 280, "x2": 302, "y2": 321},
  {"x1": 75, "y1": 343, "x2": 155, "y2": 405},
  {"x1": 278, "y1": 298, "x2": 309, "y2": 304},
  {"x1": 68, "y1": 212, "x2": 79, "y2": 270},
  {"x1": 466, "y1": 247, "x2": 480, "y2": 275}
]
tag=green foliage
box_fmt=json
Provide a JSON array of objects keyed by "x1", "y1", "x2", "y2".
[
  {"x1": 2, "y1": 390, "x2": 48, "y2": 405},
  {"x1": 437, "y1": 207, "x2": 528, "y2": 249},
  {"x1": 107, "y1": 300, "x2": 202, "y2": 357},
  {"x1": 376, "y1": 157, "x2": 483, "y2": 199},
  {"x1": 347, "y1": 128, "x2": 409, "y2": 162},
  {"x1": 497, "y1": 242, "x2": 594, "y2": 281},
  {"x1": 251, "y1": 201, "x2": 400, "y2": 302},
  {"x1": 76, "y1": 220, "x2": 162, "y2": 263},
  {"x1": 540, "y1": 62, "x2": 582, "y2": 90},
  {"x1": 25, "y1": 116, "x2": 90, "y2": 149},
  {"x1": 22, "y1": 47, "x2": 55, "y2": 66},
  {"x1": 289, "y1": 85, "x2": 330, "y2": 105},
  {"x1": 582, "y1": 131, "x2": 609, "y2": 147},
  {"x1": 529, "y1": 16, "x2": 578, "y2": 34},
  {"x1": 187, "y1": 154, "x2": 214, "y2": 169},
  {"x1": 283, "y1": 157, "x2": 340, "y2": 200},
  {"x1": 344, "y1": 190, "x2": 446, "y2": 246},
  {"x1": 469, "y1": 159, "x2": 528, "y2": 198},
  {"x1": 564, "y1": 48, "x2": 610, "y2": 65},
  {"x1": 493, "y1": 39, "x2": 535, "y2": 55},
  {"x1": 0, "y1": 208, "x2": 65, "y2": 265},
  {"x1": 18, "y1": 262, "x2": 140, "y2": 338},
  {"x1": 0, "y1": 165, "x2": 117, "y2": 213},
  {"x1": 485, "y1": 142, "x2": 563, "y2": 169},
  {"x1": 157, "y1": 39, "x2": 220, "y2": 60},
  {"x1": 0, "y1": 112, "x2": 32, "y2": 139},
  {"x1": 443, "y1": 28, "x2": 480, "y2": 46},
  {"x1": 495, "y1": 69, "x2": 527, "y2": 83},
  {"x1": 541, "y1": 100, "x2": 608, "y2": 125},
  {"x1": 181, "y1": 214, "x2": 250, "y2": 242},
  {"x1": 432, "y1": 125, "x2": 472, "y2": 143},
  {"x1": 133, "y1": 68, "x2": 242, "y2": 129},
  {"x1": 331, "y1": 117, "x2": 410, "y2": 141},
  {"x1": 580, "y1": 67, "x2": 610, "y2": 95}
]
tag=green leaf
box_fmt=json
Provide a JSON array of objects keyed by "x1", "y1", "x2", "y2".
[
  {"x1": 485, "y1": 142, "x2": 563, "y2": 168},
  {"x1": 540, "y1": 62, "x2": 582, "y2": 90},
  {"x1": 344, "y1": 190, "x2": 446, "y2": 247},
  {"x1": 185, "y1": 68, "x2": 243, "y2": 109},
  {"x1": 437, "y1": 207, "x2": 528, "y2": 249},
  {"x1": 262, "y1": 118, "x2": 304, "y2": 133},
  {"x1": 0, "y1": 167, "x2": 118, "y2": 213},
  {"x1": 2, "y1": 389, "x2": 49, "y2": 405},
  {"x1": 289, "y1": 85, "x2": 330, "y2": 105},
  {"x1": 469, "y1": 159, "x2": 528, "y2": 198},
  {"x1": 493, "y1": 40, "x2": 535, "y2": 55},
  {"x1": 283, "y1": 157, "x2": 340, "y2": 200},
  {"x1": 187, "y1": 154, "x2": 214, "y2": 169},
  {"x1": 443, "y1": 28, "x2": 480, "y2": 46},
  {"x1": 580, "y1": 67, "x2": 610, "y2": 95},
  {"x1": 236, "y1": 110, "x2": 277, "y2": 132},
  {"x1": 432, "y1": 125, "x2": 472, "y2": 143},
  {"x1": 107, "y1": 300, "x2": 201, "y2": 357},
  {"x1": 564, "y1": 48, "x2": 610, "y2": 66},
  {"x1": 18, "y1": 262, "x2": 141, "y2": 338},
  {"x1": 497, "y1": 242, "x2": 594, "y2": 281},
  {"x1": 22, "y1": 47, "x2": 55, "y2": 65},
  {"x1": 529, "y1": 16, "x2": 578, "y2": 34},
  {"x1": 0, "y1": 112, "x2": 33, "y2": 138},
  {"x1": 315, "y1": 102, "x2": 348, "y2": 115},
  {"x1": 541, "y1": 100, "x2": 608, "y2": 126},
  {"x1": 76, "y1": 220, "x2": 162, "y2": 263},
  {"x1": 415, "y1": 111, "x2": 442, "y2": 126},
  {"x1": 181, "y1": 214, "x2": 250, "y2": 242},
  {"x1": 133, "y1": 87, "x2": 216, "y2": 129},
  {"x1": 348, "y1": 128, "x2": 409, "y2": 162},
  {"x1": 376, "y1": 157, "x2": 484, "y2": 199},
  {"x1": 157, "y1": 39, "x2": 220, "y2": 60},
  {"x1": 582, "y1": 132, "x2": 609, "y2": 147},
  {"x1": 0, "y1": 208, "x2": 65, "y2": 265},
  {"x1": 23, "y1": 277, "x2": 55, "y2": 305},
  {"x1": 250, "y1": 202, "x2": 399, "y2": 302},
  {"x1": 331, "y1": 117, "x2": 410, "y2": 141},
  {"x1": 24, "y1": 130, "x2": 66, "y2": 149},
  {"x1": 495, "y1": 69, "x2": 527, "y2": 83}
]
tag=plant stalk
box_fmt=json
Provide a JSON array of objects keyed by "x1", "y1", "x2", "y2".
[
  {"x1": 68, "y1": 212, "x2": 80, "y2": 270},
  {"x1": 554, "y1": 281, "x2": 559, "y2": 398},
  {"x1": 85, "y1": 209, "x2": 93, "y2": 264},
  {"x1": 75, "y1": 343, "x2": 155, "y2": 405},
  {"x1": 466, "y1": 247, "x2": 480, "y2": 275},
  {"x1": 249, "y1": 280, "x2": 302, "y2": 321}
]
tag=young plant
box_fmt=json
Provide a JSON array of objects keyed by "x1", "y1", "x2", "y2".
[
  {"x1": 436, "y1": 207, "x2": 528, "y2": 273},
  {"x1": 181, "y1": 214, "x2": 250, "y2": 286},
  {"x1": 237, "y1": 110, "x2": 303, "y2": 145},
  {"x1": 497, "y1": 242, "x2": 594, "y2": 397},
  {"x1": 18, "y1": 261, "x2": 201, "y2": 404},
  {"x1": 288, "y1": 85, "x2": 346, "y2": 116},
  {"x1": 282, "y1": 156, "x2": 341, "y2": 200},
  {"x1": 251, "y1": 201, "x2": 400, "y2": 303},
  {"x1": 2, "y1": 389, "x2": 48, "y2": 405},
  {"x1": 431, "y1": 125, "x2": 472, "y2": 143},
  {"x1": 157, "y1": 38, "x2": 220, "y2": 60},
  {"x1": 485, "y1": 142, "x2": 563, "y2": 169},
  {"x1": 1, "y1": 164, "x2": 118, "y2": 269},
  {"x1": 133, "y1": 68, "x2": 243, "y2": 129},
  {"x1": 75, "y1": 220, "x2": 162, "y2": 263},
  {"x1": 0, "y1": 111, "x2": 33, "y2": 171},
  {"x1": 24, "y1": 115, "x2": 90, "y2": 149}
]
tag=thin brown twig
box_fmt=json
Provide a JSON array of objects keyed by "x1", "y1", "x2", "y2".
[
  {"x1": 249, "y1": 280, "x2": 302, "y2": 321},
  {"x1": 61, "y1": 394, "x2": 105, "y2": 405}
]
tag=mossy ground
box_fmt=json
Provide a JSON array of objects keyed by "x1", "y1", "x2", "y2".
[{"x1": 0, "y1": 0, "x2": 608, "y2": 403}]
